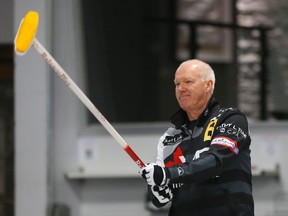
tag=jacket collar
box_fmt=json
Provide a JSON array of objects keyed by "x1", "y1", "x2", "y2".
[{"x1": 169, "y1": 97, "x2": 219, "y2": 129}]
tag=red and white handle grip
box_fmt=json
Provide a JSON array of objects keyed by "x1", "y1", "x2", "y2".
[{"x1": 33, "y1": 38, "x2": 146, "y2": 169}]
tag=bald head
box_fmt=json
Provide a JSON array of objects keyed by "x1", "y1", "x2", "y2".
[{"x1": 176, "y1": 59, "x2": 215, "y2": 94}]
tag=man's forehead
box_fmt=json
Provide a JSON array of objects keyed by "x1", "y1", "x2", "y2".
[{"x1": 175, "y1": 63, "x2": 200, "y2": 77}]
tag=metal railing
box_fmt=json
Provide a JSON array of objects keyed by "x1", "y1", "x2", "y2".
[{"x1": 147, "y1": 17, "x2": 271, "y2": 120}]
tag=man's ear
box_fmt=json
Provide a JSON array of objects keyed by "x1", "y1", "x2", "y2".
[{"x1": 206, "y1": 80, "x2": 213, "y2": 93}]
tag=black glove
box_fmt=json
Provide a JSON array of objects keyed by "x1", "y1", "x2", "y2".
[
  {"x1": 149, "y1": 185, "x2": 173, "y2": 205},
  {"x1": 140, "y1": 163, "x2": 169, "y2": 186}
]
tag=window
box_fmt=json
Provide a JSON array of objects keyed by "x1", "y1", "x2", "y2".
[
  {"x1": 81, "y1": 0, "x2": 236, "y2": 124},
  {"x1": 81, "y1": 1, "x2": 179, "y2": 123}
]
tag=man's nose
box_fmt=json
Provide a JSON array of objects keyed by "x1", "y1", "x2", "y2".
[{"x1": 177, "y1": 83, "x2": 186, "y2": 91}]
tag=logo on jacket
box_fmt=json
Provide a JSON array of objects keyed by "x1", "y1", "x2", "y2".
[
  {"x1": 165, "y1": 146, "x2": 186, "y2": 167},
  {"x1": 163, "y1": 133, "x2": 189, "y2": 146},
  {"x1": 204, "y1": 118, "x2": 218, "y2": 141},
  {"x1": 211, "y1": 136, "x2": 239, "y2": 154},
  {"x1": 177, "y1": 167, "x2": 184, "y2": 176}
]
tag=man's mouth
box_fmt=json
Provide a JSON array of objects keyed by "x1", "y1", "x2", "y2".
[{"x1": 179, "y1": 94, "x2": 190, "y2": 100}]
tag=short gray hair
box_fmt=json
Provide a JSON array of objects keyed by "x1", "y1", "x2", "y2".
[{"x1": 185, "y1": 59, "x2": 216, "y2": 94}]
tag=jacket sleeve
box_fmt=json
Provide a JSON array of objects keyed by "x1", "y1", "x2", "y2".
[{"x1": 166, "y1": 110, "x2": 251, "y2": 183}]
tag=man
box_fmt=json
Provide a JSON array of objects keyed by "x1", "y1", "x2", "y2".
[{"x1": 141, "y1": 59, "x2": 254, "y2": 216}]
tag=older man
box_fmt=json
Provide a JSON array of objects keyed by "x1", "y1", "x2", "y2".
[{"x1": 141, "y1": 59, "x2": 254, "y2": 216}]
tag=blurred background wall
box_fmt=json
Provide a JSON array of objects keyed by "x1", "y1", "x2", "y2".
[{"x1": 1, "y1": 0, "x2": 288, "y2": 215}]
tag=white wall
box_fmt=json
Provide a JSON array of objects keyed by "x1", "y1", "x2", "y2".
[
  {"x1": 14, "y1": 0, "x2": 85, "y2": 215},
  {"x1": 51, "y1": 0, "x2": 85, "y2": 215},
  {"x1": 14, "y1": 1, "x2": 52, "y2": 216}
]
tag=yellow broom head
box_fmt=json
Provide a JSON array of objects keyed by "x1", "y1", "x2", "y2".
[{"x1": 14, "y1": 11, "x2": 39, "y2": 55}]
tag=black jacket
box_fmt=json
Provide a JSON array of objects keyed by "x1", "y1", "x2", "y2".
[{"x1": 148, "y1": 97, "x2": 254, "y2": 216}]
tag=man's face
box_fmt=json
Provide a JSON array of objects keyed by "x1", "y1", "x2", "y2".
[{"x1": 174, "y1": 63, "x2": 210, "y2": 113}]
